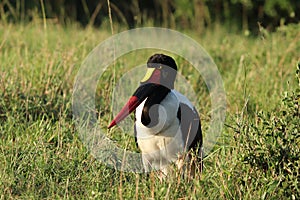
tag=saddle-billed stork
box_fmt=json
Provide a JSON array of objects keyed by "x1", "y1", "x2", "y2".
[{"x1": 108, "y1": 54, "x2": 203, "y2": 177}]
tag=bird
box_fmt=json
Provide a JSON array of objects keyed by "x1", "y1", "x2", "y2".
[{"x1": 108, "y1": 53, "x2": 203, "y2": 178}]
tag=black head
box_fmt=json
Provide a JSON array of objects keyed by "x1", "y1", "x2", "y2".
[
  {"x1": 140, "y1": 54, "x2": 178, "y2": 89},
  {"x1": 147, "y1": 54, "x2": 178, "y2": 71}
]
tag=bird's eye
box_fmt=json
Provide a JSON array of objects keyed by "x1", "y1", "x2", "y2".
[{"x1": 158, "y1": 66, "x2": 163, "y2": 69}]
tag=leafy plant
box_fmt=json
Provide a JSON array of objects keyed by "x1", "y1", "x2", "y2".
[{"x1": 238, "y1": 65, "x2": 300, "y2": 198}]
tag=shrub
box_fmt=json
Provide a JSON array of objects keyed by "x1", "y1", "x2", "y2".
[{"x1": 239, "y1": 64, "x2": 300, "y2": 198}]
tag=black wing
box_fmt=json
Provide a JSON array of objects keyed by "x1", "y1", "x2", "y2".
[{"x1": 177, "y1": 103, "x2": 203, "y2": 152}]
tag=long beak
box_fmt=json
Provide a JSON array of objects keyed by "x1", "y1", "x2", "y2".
[
  {"x1": 108, "y1": 67, "x2": 161, "y2": 129},
  {"x1": 108, "y1": 83, "x2": 157, "y2": 128}
]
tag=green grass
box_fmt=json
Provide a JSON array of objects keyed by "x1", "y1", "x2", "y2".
[{"x1": 0, "y1": 21, "x2": 299, "y2": 199}]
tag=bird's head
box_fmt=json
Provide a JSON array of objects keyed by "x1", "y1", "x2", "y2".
[{"x1": 141, "y1": 54, "x2": 177, "y2": 89}]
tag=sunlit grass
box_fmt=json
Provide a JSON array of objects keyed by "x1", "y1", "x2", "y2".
[{"x1": 0, "y1": 21, "x2": 299, "y2": 199}]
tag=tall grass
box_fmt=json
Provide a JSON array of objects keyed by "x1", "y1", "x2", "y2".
[{"x1": 0, "y1": 19, "x2": 299, "y2": 199}]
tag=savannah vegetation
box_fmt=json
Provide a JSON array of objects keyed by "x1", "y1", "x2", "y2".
[{"x1": 0, "y1": 0, "x2": 299, "y2": 199}]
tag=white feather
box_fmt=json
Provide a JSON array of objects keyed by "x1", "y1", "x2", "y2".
[{"x1": 135, "y1": 90, "x2": 194, "y2": 172}]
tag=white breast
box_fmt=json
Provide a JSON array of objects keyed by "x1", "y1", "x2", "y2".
[
  {"x1": 135, "y1": 91, "x2": 179, "y2": 137},
  {"x1": 135, "y1": 90, "x2": 187, "y2": 171}
]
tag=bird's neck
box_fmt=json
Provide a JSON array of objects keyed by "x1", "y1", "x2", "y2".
[{"x1": 141, "y1": 85, "x2": 170, "y2": 127}]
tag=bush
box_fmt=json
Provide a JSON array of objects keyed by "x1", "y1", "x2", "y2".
[{"x1": 238, "y1": 65, "x2": 300, "y2": 198}]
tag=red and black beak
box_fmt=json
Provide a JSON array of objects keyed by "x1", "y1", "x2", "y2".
[{"x1": 108, "y1": 68, "x2": 161, "y2": 129}]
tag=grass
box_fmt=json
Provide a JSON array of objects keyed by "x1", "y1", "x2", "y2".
[{"x1": 0, "y1": 20, "x2": 299, "y2": 199}]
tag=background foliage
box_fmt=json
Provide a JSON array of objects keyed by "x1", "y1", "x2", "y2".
[{"x1": 1, "y1": 0, "x2": 300, "y2": 31}]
